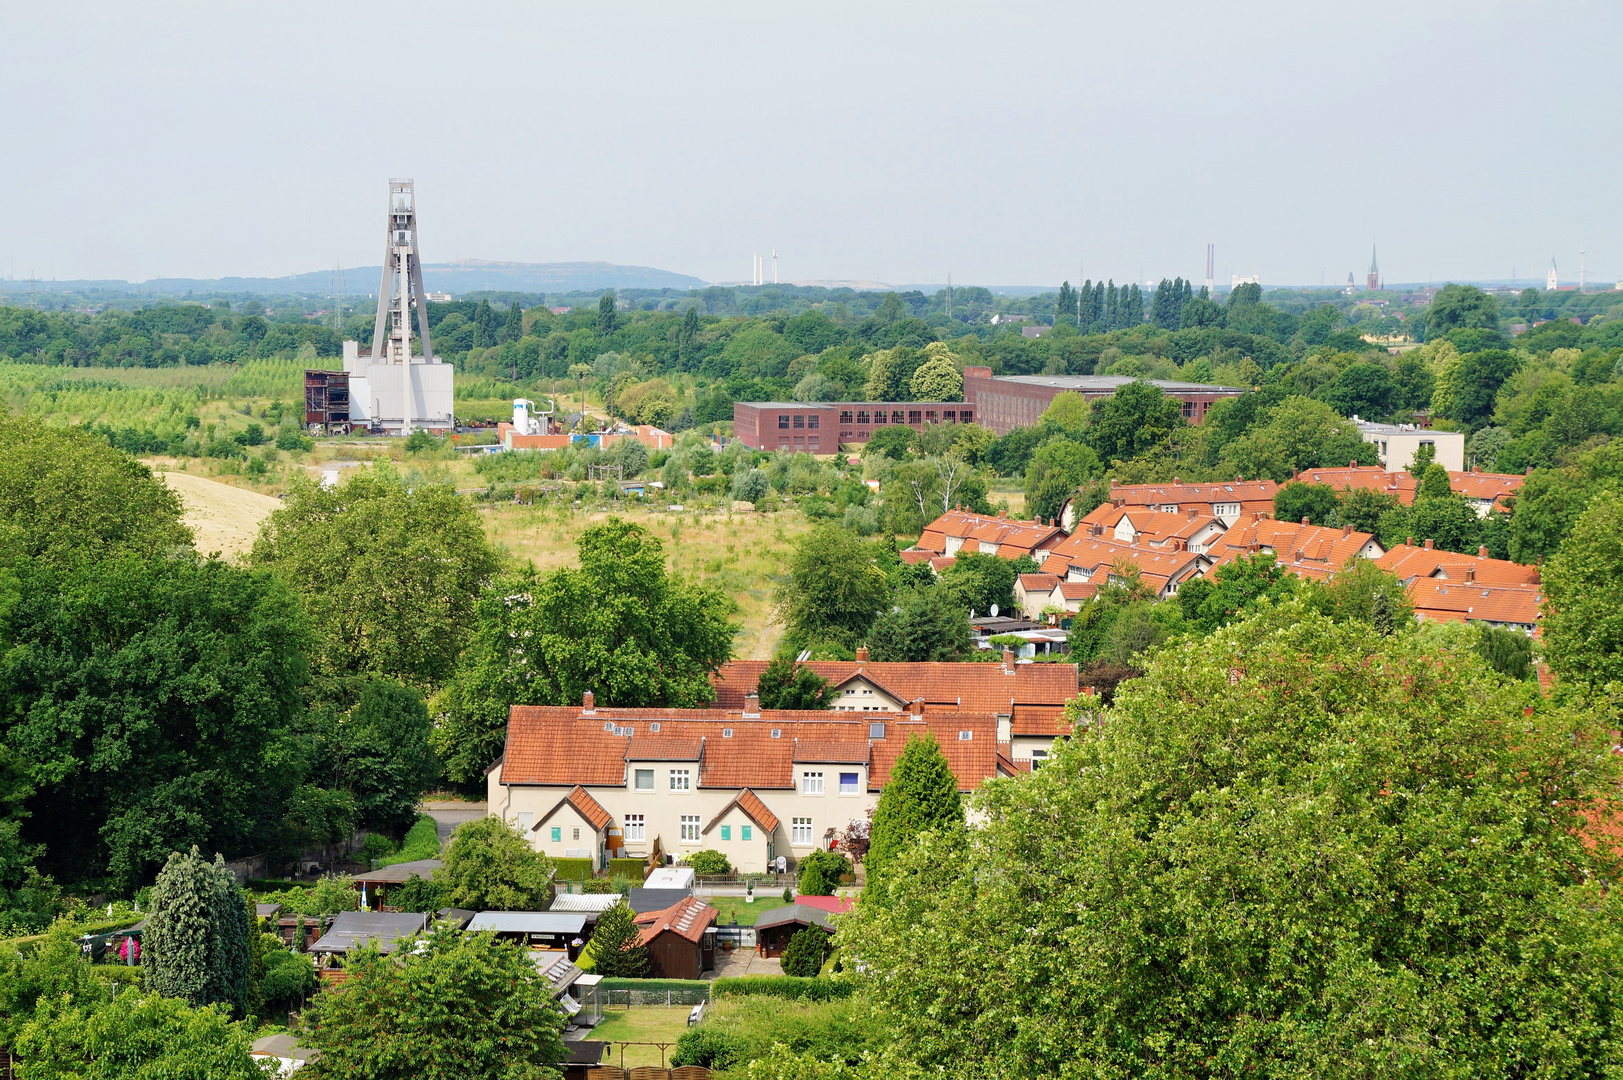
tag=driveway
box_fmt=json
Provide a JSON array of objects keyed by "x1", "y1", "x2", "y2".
[
  {"x1": 709, "y1": 949, "x2": 782, "y2": 979},
  {"x1": 421, "y1": 800, "x2": 487, "y2": 846}
]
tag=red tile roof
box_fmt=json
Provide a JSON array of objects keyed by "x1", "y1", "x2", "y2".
[
  {"x1": 917, "y1": 509, "x2": 1064, "y2": 558},
  {"x1": 1374, "y1": 543, "x2": 1540, "y2": 587},
  {"x1": 625, "y1": 737, "x2": 704, "y2": 761},
  {"x1": 1206, "y1": 518, "x2": 1382, "y2": 581},
  {"x1": 635, "y1": 895, "x2": 718, "y2": 946},
  {"x1": 712, "y1": 660, "x2": 1078, "y2": 715},
  {"x1": 793, "y1": 741, "x2": 872, "y2": 764},
  {"x1": 1295, "y1": 466, "x2": 1416, "y2": 505},
  {"x1": 1039, "y1": 533, "x2": 1208, "y2": 596},
  {"x1": 1449, "y1": 470, "x2": 1524, "y2": 509},
  {"x1": 703, "y1": 788, "x2": 781, "y2": 834},
  {"x1": 868, "y1": 716, "x2": 998, "y2": 792},
  {"x1": 1405, "y1": 579, "x2": 1542, "y2": 627},
  {"x1": 1105, "y1": 478, "x2": 1279, "y2": 506},
  {"x1": 1010, "y1": 703, "x2": 1071, "y2": 737},
  {"x1": 533, "y1": 785, "x2": 613, "y2": 833}
]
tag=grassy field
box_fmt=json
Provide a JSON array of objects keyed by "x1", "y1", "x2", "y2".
[
  {"x1": 590, "y1": 1006, "x2": 696, "y2": 1069},
  {"x1": 159, "y1": 469, "x2": 283, "y2": 560},
  {"x1": 708, "y1": 895, "x2": 792, "y2": 927}
]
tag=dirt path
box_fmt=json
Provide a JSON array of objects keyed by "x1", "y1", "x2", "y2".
[{"x1": 159, "y1": 470, "x2": 283, "y2": 562}]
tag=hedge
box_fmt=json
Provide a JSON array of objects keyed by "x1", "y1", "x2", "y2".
[
  {"x1": 374, "y1": 814, "x2": 442, "y2": 868},
  {"x1": 711, "y1": 975, "x2": 856, "y2": 1001},
  {"x1": 598, "y1": 978, "x2": 711, "y2": 994},
  {"x1": 607, "y1": 858, "x2": 647, "y2": 881},
  {"x1": 552, "y1": 858, "x2": 594, "y2": 883}
]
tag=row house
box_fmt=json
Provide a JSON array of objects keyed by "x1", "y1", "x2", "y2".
[
  {"x1": 1065, "y1": 477, "x2": 1278, "y2": 530},
  {"x1": 1375, "y1": 540, "x2": 1542, "y2": 634},
  {"x1": 489, "y1": 697, "x2": 1016, "y2": 874},
  {"x1": 1292, "y1": 465, "x2": 1525, "y2": 517},
  {"x1": 1073, "y1": 504, "x2": 1227, "y2": 554},
  {"x1": 909, "y1": 508, "x2": 1067, "y2": 564},
  {"x1": 1014, "y1": 573, "x2": 1098, "y2": 619},
  {"x1": 1038, "y1": 533, "x2": 1211, "y2": 598},
  {"x1": 1205, "y1": 517, "x2": 1385, "y2": 581}
]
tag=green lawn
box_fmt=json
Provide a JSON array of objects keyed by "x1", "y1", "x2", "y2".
[
  {"x1": 590, "y1": 1006, "x2": 696, "y2": 1069},
  {"x1": 709, "y1": 894, "x2": 790, "y2": 927}
]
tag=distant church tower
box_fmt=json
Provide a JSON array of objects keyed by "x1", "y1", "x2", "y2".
[
  {"x1": 1366, "y1": 246, "x2": 1380, "y2": 291},
  {"x1": 1547, "y1": 258, "x2": 1558, "y2": 290}
]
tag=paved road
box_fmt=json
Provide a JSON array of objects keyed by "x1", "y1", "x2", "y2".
[{"x1": 421, "y1": 801, "x2": 487, "y2": 847}]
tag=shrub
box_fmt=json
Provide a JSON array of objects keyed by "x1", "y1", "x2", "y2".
[
  {"x1": 671, "y1": 1026, "x2": 744, "y2": 1070},
  {"x1": 731, "y1": 468, "x2": 770, "y2": 503},
  {"x1": 581, "y1": 878, "x2": 618, "y2": 894},
  {"x1": 783, "y1": 886, "x2": 794, "y2": 903},
  {"x1": 596, "y1": 978, "x2": 711, "y2": 993},
  {"x1": 796, "y1": 850, "x2": 850, "y2": 896},
  {"x1": 552, "y1": 858, "x2": 594, "y2": 883},
  {"x1": 799, "y1": 864, "x2": 831, "y2": 896},
  {"x1": 712, "y1": 975, "x2": 857, "y2": 1002},
  {"x1": 781, "y1": 927, "x2": 832, "y2": 978},
  {"x1": 607, "y1": 858, "x2": 645, "y2": 881},
  {"x1": 258, "y1": 947, "x2": 316, "y2": 1013},
  {"x1": 375, "y1": 813, "x2": 442, "y2": 867},
  {"x1": 686, "y1": 850, "x2": 731, "y2": 876},
  {"x1": 389, "y1": 873, "x2": 443, "y2": 914}
]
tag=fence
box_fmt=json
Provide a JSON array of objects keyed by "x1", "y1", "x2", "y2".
[{"x1": 603, "y1": 987, "x2": 712, "y2": 1008}]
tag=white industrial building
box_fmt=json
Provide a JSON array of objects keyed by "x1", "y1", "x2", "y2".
[
  {"x1": 1352, "y1": 418, "x2": 1464, "y2": 473},
  {"x1": 341, "y1": 340, "x2": 454, "y2": 432}
]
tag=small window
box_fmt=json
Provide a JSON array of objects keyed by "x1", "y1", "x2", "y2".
[
  {"x1": 802, "y1": 771, "x2": 824, "y2": 794},
  {"x1": 873, "y1": 411, "x2": 886, "y2": 425},
  {"x1": 856, "y1": 410, "x2": 870, "y2": 425},
  {"x1": 634, "y1": 769, "x2": 654, "y2": 791},
  {"x1": 721, "y1": 825, "x2": 731, "y2": 841},
  {"x1": 807, "y1": 415, "x2": 819, "y2": 429},
  {"x1": 908, "y1": 410, "x2": 921, "y2": 424},
  {"x1": 742, "y1": 825, "x2": 752, "y2": 841},
  {"x1": 624, "y1": 814, "x2": 645, "y2": 841},
  {"x1": 839, "y1": 410, "x2": 853, "y2": 424},
  {"x1": 670, "y1": 769, "x2": 691, "y2": 791},
  {"x1": 959, "y1": 410, "x2": 972, "y2": 423},
  {"x1": 793, "y1": 414, "x2": 804, "y2": 428},
  {"x1": 892, "y1": 410, "x2": 905, "y2": 424},
  {"x1": 550, "y1": 826, "x2": 561, "y2": 842},
  {"x1": 778, "y1": 414, "x2": 790, "y2": 429},
  {"x1": 650, "y1": 722, "x2": 660, "y2": 732},
  {"x1": 958, "y1": 731, "x2": 972, "y2": 741},
  {"x1": 840, "y1": 772, "x2": 859, "y2": 794},
  {"x1": 681, "y1": 815, "x2": 701, "y2": 842},
  {"x1": 869, "y1": 722, "x2": 885, "y2": 739},
  {"x1": 722, "y1": 728, "x2": 733, "y2": 738},
  {"x1": 572, "y1": 827, "x2": 580, "y2": 840},
  {"x1": 770, "y1": 729, "x2": 781, "y2": 739},
  {"x1": 792, "y1": 817, "x2": 814, "y2": 845},
  {"x1": 943, "y1": 410, "x2": 956, "y2": 422},
  {"x1": 1030, "y1": 749, "x2": 1048, "y2": 771},
  {"x1": 603, "y1": 721, "x2": 616, "y2": 732},
  {"x1": 925, "y1": 410, "x2": 938, "y2": 423}
]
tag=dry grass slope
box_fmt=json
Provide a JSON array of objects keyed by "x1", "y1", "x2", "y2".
[{"x1": 160, "y1": 469, "x2": 283, "y2": 562}]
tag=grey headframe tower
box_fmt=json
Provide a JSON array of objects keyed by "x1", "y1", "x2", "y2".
[{"x1": 370, "y1": 179, "x2": 436, "y2": 435}]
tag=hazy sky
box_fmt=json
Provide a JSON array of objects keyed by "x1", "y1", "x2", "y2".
[{"x1": 3, "y1": 0, "x2": 1619, "y2": 288}]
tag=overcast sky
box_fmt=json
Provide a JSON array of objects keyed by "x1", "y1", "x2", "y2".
[{"x1": 2, "y1": 0, "x2": 1618, "y2": 289}]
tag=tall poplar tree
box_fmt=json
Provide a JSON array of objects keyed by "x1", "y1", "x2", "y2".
[{"x1": 866, "y1": 733, "x2": 963, "y2": 887}]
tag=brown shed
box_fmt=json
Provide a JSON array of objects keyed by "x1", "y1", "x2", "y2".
[
  {"x1": 753, "y1": 903, "x2": 837, "y2": 958},
  {"x1": 633, "y1": 895, "x2": 718, "y2": 980}
]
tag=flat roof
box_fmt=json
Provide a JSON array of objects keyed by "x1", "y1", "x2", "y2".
[
  {"x1": 466, "y1": 911, "x2": 588, "y2": 936},
  {"x1": 735, "y1": 401, "x2": 965, "y2": 408},
  {"x1": 974, "y1": 375, "x2": 1246, "y2": 393},
  {"x1": 347, "y1": 858, "x2": 442, "y2": 885}
]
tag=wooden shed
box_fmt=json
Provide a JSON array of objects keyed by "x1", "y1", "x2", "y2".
[
  {"x1": 753, "y1": 903, "x2": 836, "y2": 959},
  {"x1": 633, "y1": 896, "x2": 718, "y2": 980}
]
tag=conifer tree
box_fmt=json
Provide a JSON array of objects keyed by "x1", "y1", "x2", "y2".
[
  {"x1": 143, "y1": 847, "x2": 251, "y2": 1017},
  {"x1": 866, "y1": 733, "x2": 963, "y2": 885},
  {"x1": 1105, "y1": 282, "x2": 1119, "y2": 330},
  {"x1": 597, "y1": 290, "x2": 618, "y2": 335},
  {"x1": 1055, "y1": 281, "x2": 1075, "y2": 324},
  {"x1": 503, "y1": 300, "x2": 523, "y2": 343},
  {"x1": 473, "y1": 299, "x2": 497, "y2": 348},
  {"x1": 589, "y1": 899, "x2": 650, "y2": 978},
  {"x1": 780, "y1": 927, "x2": 831, "y2": 978}
]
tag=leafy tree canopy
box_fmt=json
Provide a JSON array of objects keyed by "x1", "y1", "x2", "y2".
[
  {"x1": 1542, "y1": 493, "x2": 1623, "y2": 690},
  {"x1": 1089, "y1": 380, "x2": 1183, "y2": 463},
  {"x1": 1272, "y1": 481, "x2": 1341, "y2": 526},
  {"x1": 436, "y1": 816, "x2": 554, "y2": 912},
  {"x1": 843, "y1": 605, "x2": 1623, "y2": 1079},
  {"x1": 868, "y1": 587, "x2": 970, "y2": 663},
  {"x1": 755, "y1": 657, "x2": 834, "y2": 710},
  {"x1": 936, "y1": 551, "x2": 1017, "y2": 617},
  {"x1": 775, "y1": 526, "x2": 890, "y2": 653}
]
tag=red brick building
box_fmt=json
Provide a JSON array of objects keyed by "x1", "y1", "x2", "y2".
[
  {"x1": 732, "y1": 401, "x2": 974, "y2": 452},
  {"x1": 961, "y1": 368, "x2": 1247, "y2": 435}
]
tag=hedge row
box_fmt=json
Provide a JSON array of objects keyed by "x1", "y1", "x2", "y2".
[
  {"x1": 597, "y1": 978, "x2": 711, "y2": 993},
  {"x1": 552, "y1": 858, "x2": 594, "y2": 882},
  {"x1": 607, "y1": 858, "x2": 647, "y2": 880},
  {"x1": 711, "y1": 975, "x2": 856, "y2": 1001}
]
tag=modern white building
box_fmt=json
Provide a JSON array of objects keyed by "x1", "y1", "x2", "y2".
[
  {"x1": 1352, "y1": 419, "x2": 1464, "y2": 473},
  {"x1": 341, "y1": 339, "x2": 454, "y2": 432}
]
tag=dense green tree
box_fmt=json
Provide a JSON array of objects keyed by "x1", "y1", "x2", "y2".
[
  {"x1": 0, "y1": 413, "x2": 192, "y2": 570},
  {"x1": 842, "y1": 605, "x2": 1623, "y2": 1079},
  {"x1": 1335, "y1": 485, "x2": 1403, "y2": 534},
  {"x1": 472, "y1": 300, "x2": 497, "y2": 348},
  {"x1": 597, "y1": 290, "x2": 618, "y2": 334},
  {"x1": 755, "y1": 657, "x2": 834, "y2": 710},
  {"x1": 1542, "y1": 494, "x2": 1623, "y2": 689},
  {"x1": 18, "y1": 984, "x2": 266, "y2": 1080},
  {"x1": 861, "y1": 426, "x2": 916, "y2": 461},
  {"x1": 143, "y1": 847, "x2": 252, "y2": 1017},
  {"x1": 1476, "y1": 625, "x2": 1533, "y2": 681},
  {"x1": 1023, "y1": 438, "x2": 1100, "y2": 523},
  {"x1": 865, "y1": 733, "x2": 963, "y2": 886},
  {"x1": 1415, "y1": 461, "x2": 1453, "y2": 500},
  {"x1": 774, "y1": 526, "x2": 890, "y2": 653},
  {"x1": 2, "y1": 554, "x2": 309, "y2": 887},
  {"x1": 868, "y1": 588, "x2": 970, "y2": 662},
  {"x1": 1272, "y1": 481, "x2": 1341, "y2": 526},
  {"x1": 1300, "y1": 560, "x2": 1412, "y2": 628},
  {"x1": 311, "y1": 679, "x2": 440, "y2": 836},
  {"x1": 1317, "y1": 362, "x2": 1398, "y2": 419},
  {"x1": 301, "y1": 925, "x2": 566, "y2": 1080},
  {"x1": 1507, "y1": 440, "x2": 1623, "y2": 563},
  {"x1": 1218, "y1": 396, "x2": 1368, "y2": 480},
  {"x1": 909, "y1": 354, "x2": 963, "y2": 402},
  {"x1": 589, "y1": 900, "x2": 650, "y2": 978},
  {"x1": 1180, "y1": 552, "x2": 1296, "y2": 633},
  {"x1": 0, "y1": 922, "x2": 100, "y2": 1045},
  {"x1": 1088, "y1": 380, "x2": 1183, "y2": 463},
  {"x1": 1446, "y1": 349, "x2": 1522, "y2": 430},
  {"x1": 1378, "y1": 494, "x2": 1481, "y2": 554},
  {"x1": 434, "y1": 519, "x2": 736, "y2": 783},
  {"x1": 936, "y1": 552, "x2": 1017, "y2": 616},
  {"x1": 1426, "y1": 283, "x2": 1498, "y2": 339},
  {"x1": 250, "y1": 467, "x2": 500, "y2": 691},
  {"x1": 781, "y1": 927, "x2": 832, "y2": 978},
  {"x1": 437, "y1": 817, "x2": 555, "y2": 911},
  {"x1": 503, "y1": 300, "x2": 523, "y2": 342}
]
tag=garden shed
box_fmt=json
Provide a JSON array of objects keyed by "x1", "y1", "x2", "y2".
[{"x1": 753, "y1": 903, "x2": 836, "y2": 958}]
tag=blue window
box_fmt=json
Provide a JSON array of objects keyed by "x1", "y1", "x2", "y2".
[
  {"x1": 721, "y1": 825, "x2": 731, "y2": 841},
  {"x1": 840, "y1": 772, "x2": 859, "y2": 795},
  {"x1": 550, "y1": 827, "x2": 561, "y2": 842},
  {"x1": 742, "y1": 825, "x2": 752, "y2": 841}
]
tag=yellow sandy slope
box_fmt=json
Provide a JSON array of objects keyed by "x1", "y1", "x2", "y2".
[{"x1": 160, "y1": 471, "x2": 283, "y2": 562}]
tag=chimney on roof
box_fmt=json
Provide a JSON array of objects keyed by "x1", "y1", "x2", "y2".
[
  {"x1": 1081, "y1": 686, "x2": 1094, "y2": 697},
  {"x1": 1048, "y1": 517, "x2": 1055, "y2": 527},
  {"x1": 1478, "y1": 545, "x2": 1489, "y2": 558},
  {"x1": 583, "y1": 690, "x2": 595, "y2": 713},
  {"x1": 1112, "y1": 497, "x2": 1124, "y2": 508},
  {"x1": 855, "y1": 645, "x2": 868, "y2": 663},
  {"x1": 743, "y1": 691, "x2": 760, "y2": 718},
  {"x1": 1424, "y1": 539, "x2": 1434, "y2": 550},
  {"x1": 998, "y1": 509, "x2": 1006, "y2": 519},
  {"x1": 1300, "y1": 516, "x2": 1310, "y2": 526},
  {"x1": 1406, "y1": 536, "x2": 1415, "y2": 547},
  {"x1": 1187, "y1": 508, "x2": 1197, "y2": 520},
  {"x1": 1002, "y1": 647, "x2": 1016, "y2": 674},
  {"x1": 1464, "y1": 567, "x2": 1475, "y2": 583},
  {"x1": 1473, "y1": 466, "x2": 1480, "y2": 473},
  {"x1": 1172, "y1": 476, "x2": 1180, "y2": 485},
  {"x1": 1350, "y1": 459, "x2": 1359, "y2": 468},
  {"x1": 1525, "y1": 466, "x2": 1534, "y2": 476},
  {"x1": 910, "y1": 697, "x2": 923, "y2": 717},
  {"x1": 1343, "y1": 525, "x2": 1353, "y2": 537}
]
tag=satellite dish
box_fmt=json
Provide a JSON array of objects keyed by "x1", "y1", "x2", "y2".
[{"x1": 990, "y1": 603, "x2": 999, "y2": 617}]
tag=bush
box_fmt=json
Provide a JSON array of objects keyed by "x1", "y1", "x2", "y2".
[
  {"x1": 389, "y1": 873, "x2": 443, "y2": 914},
  {"x1": 731, "y1": 468, "x2": 770, "y2": 503},
  {"x1": 686, "y1": 850, "x2": 730, "y2": 876},
  {"x1": 796, "y1": 850, "x2": 850, "y2": 896},
  {"x1": 597, "y1": 978, "x2": 711, "y2": 993},
  {"x1": 581, "y1": 878, "x2": 619, "y2": 895},
  {"x1": 671, "y1": 1026, "x2": 744, "y2": 1069},
  {"x1": 781, "y1": 928, "x2": 832, "y2": 978},
  {"x1": 258, "y1": 947, "x2": 316, "y2": 1012},
  {"x1": 712, "y1": 975, "x2": 857, "y2": 1002},
  {"x1": 375, "y1": 813, "x2": 442, "y2": 867}
]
